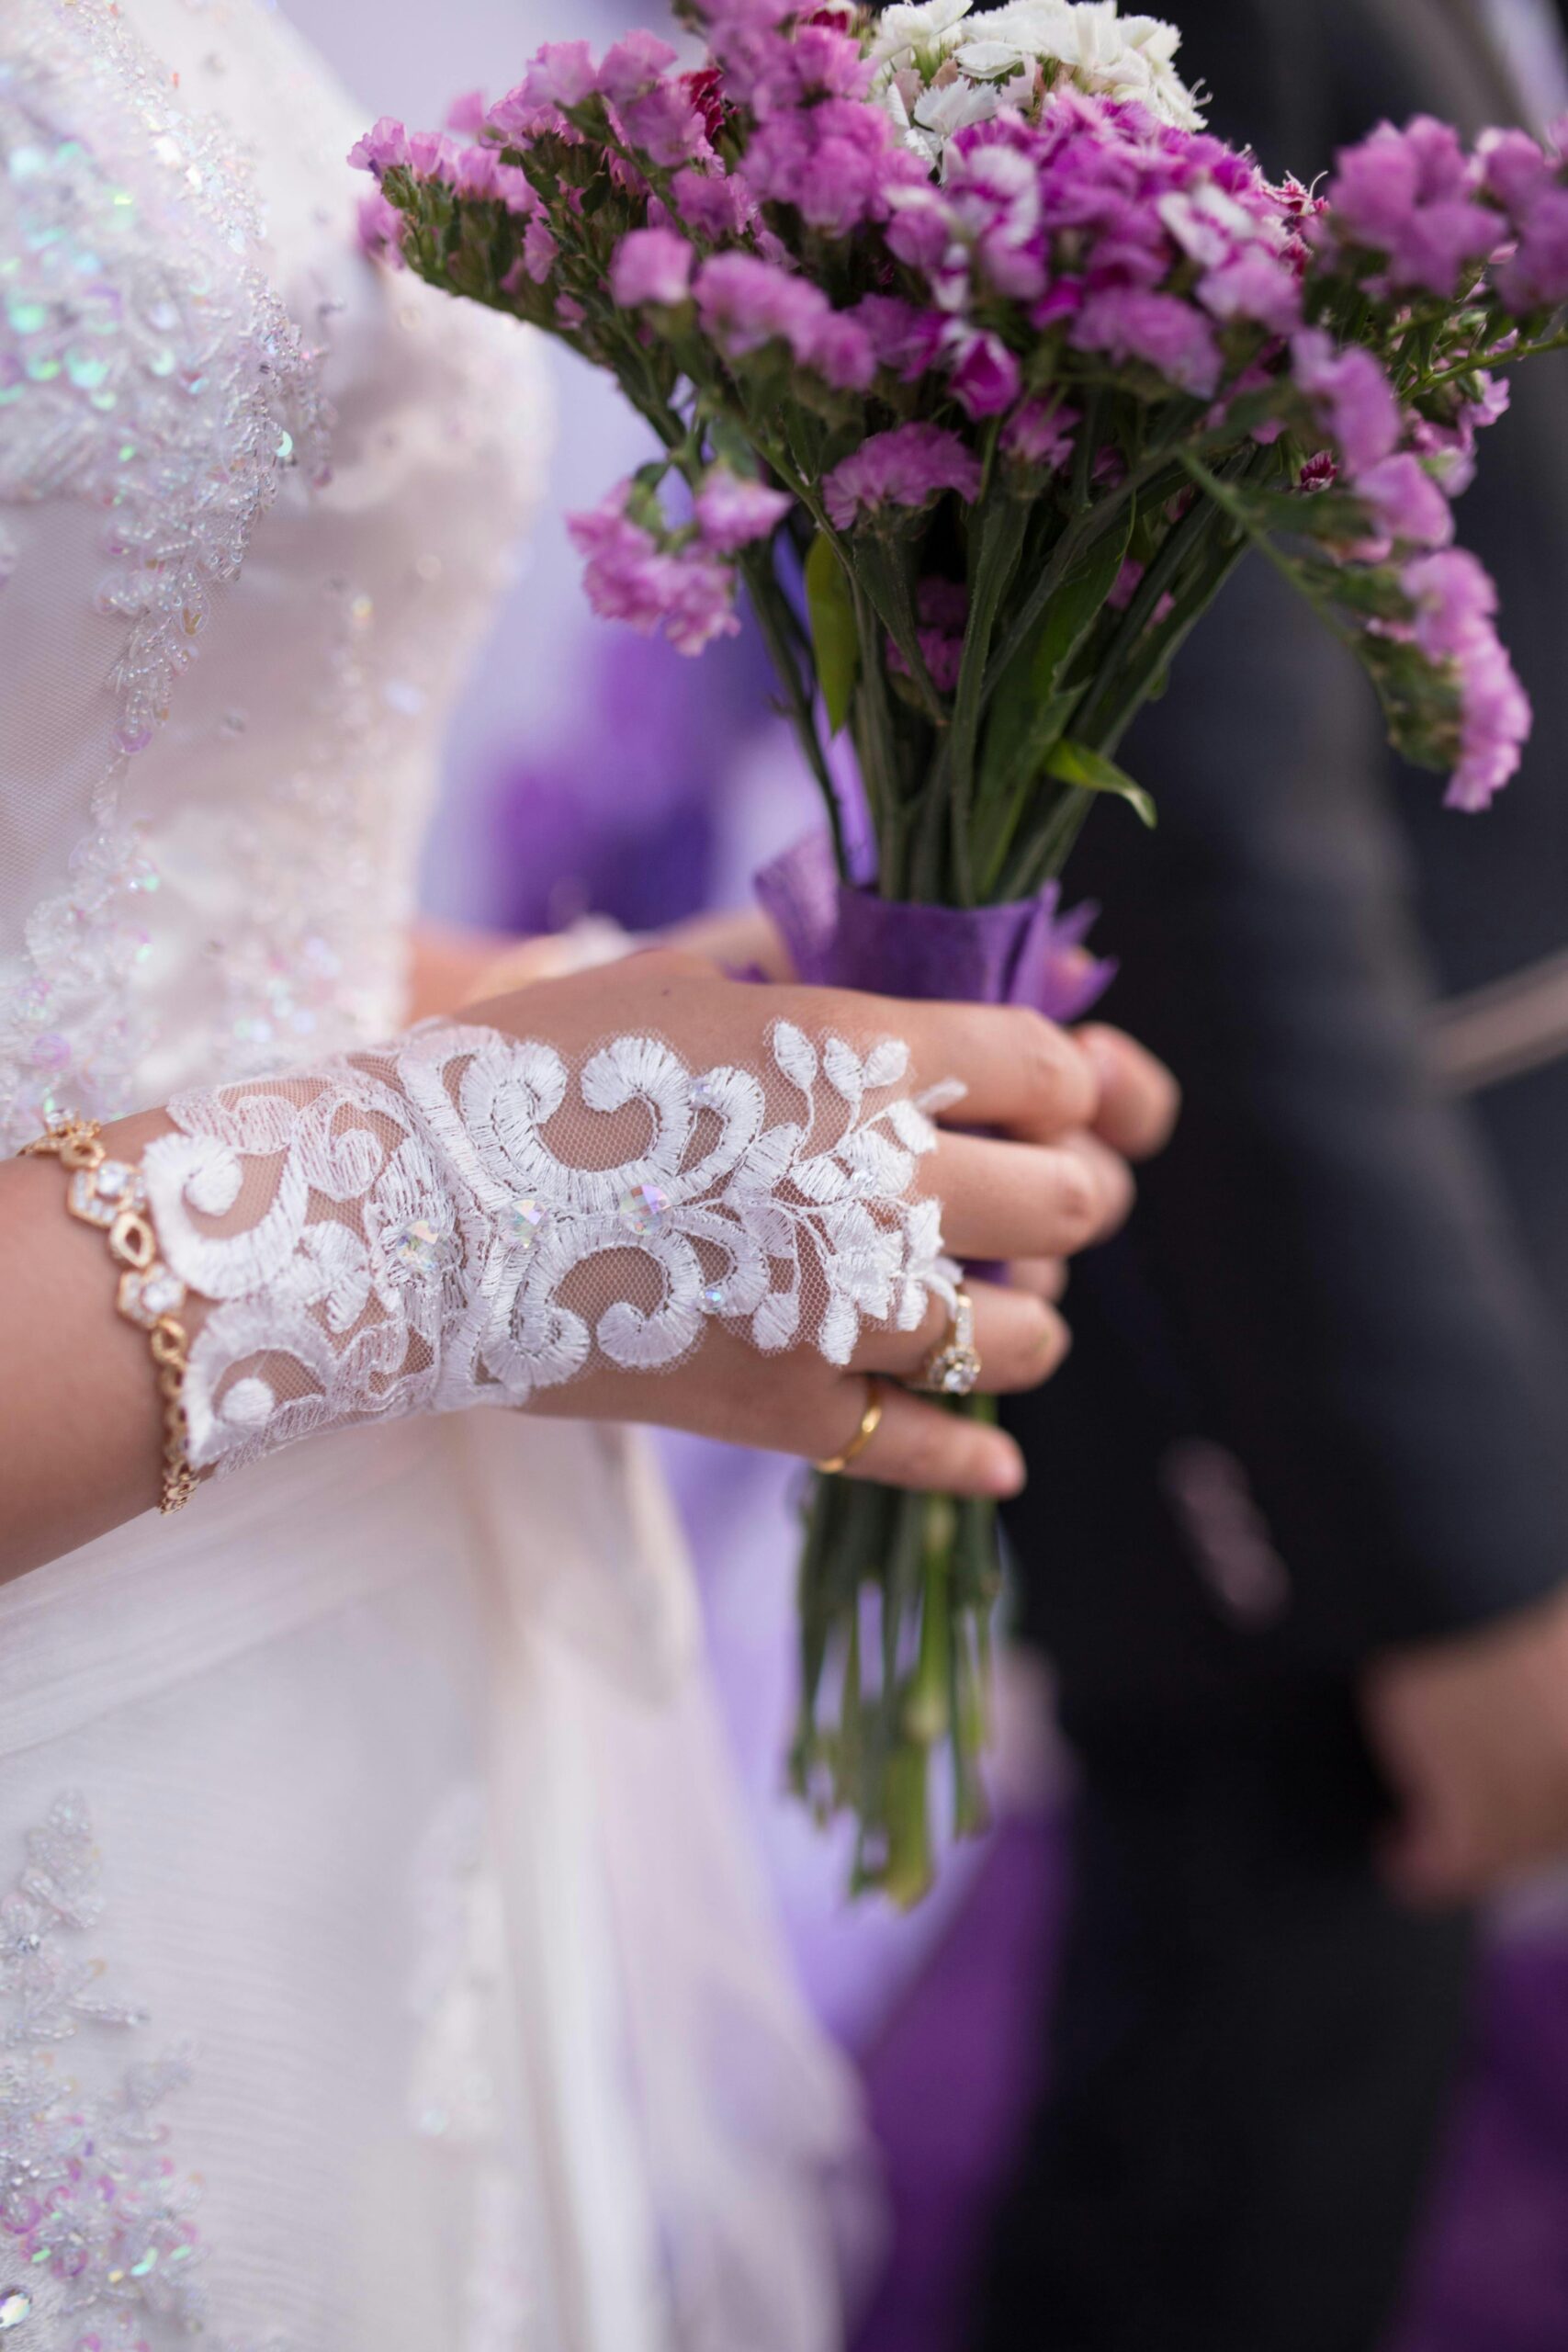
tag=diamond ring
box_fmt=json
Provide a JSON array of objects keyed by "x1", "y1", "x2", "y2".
[{"x1": 914, "y1": 1286, "x2": 982, "y2": 1398}]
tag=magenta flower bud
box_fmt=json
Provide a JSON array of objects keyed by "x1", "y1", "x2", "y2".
[{"x1": 946, "y1": 327, "x2": 1022, "y2": 419}]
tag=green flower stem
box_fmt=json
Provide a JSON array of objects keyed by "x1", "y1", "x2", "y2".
[
  {"x1": 946, "y1": 495, "x2": 1032, "y2": 906},
  {"x1": 740, "y1": 548, "x2": 850, "y2": 879}
]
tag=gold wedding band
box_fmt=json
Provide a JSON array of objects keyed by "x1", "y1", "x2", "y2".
[
  {"x1": 914, "y1": 1285, "x2": 984, "y2": 1398},
  {"x1": 816, "y1": 1379, "x2": 886, "y2": 1475}
]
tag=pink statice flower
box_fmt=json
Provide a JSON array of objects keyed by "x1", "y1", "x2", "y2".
[
  {"x1": 597, "y1": 32, "x2": 679, "y2": 107},
  {"x1": 673, "y1": 165, "x2": 756, "y2": 241},
  {"x1": 1291, "y1": 329, "x2": 1402, "y2": 476},
  {"x1": 1477, "y1": 126, "x2": 1552, "y2": 218},
  {"x1": 404, "y1": 129, "x2": 453, "y2": 178},
  {"x1": 852, "y1": 295, "x2": 946, "y2": 381},
  {"x1": 1107, "y1": 557, "x2": 1144, "y2": 610},
  {"x1": 1354, "y1": 453, "x2": 1454, "y2": 548},
  {"x1": 824, "y1": 423, "x2": 984, "y2": 530},
  {"x1": 620, "y1": 81, "x2": 712, "y2": 167},
  {"x1": 745, "y1": 96, "x2": 922, "y2": 237},
  {"x1": 522, "y1": 219, "x2": 559, "y2": 285},
  {"x1": 347, "y1": 117, "x2": 410, "y2": 175},
  {"x1": 695, "y1": 253, "x2": 875, "y2": 388},
  {"x1": 448, "y1": 145, "x2": 538, "y2": 213},
  {"x1": 355, "y1": 188, "x2": 404, "y2": 266},
  {"x1": 1073, "y1": 288, "x2": 1223, "y2": 397},
  {"x1": 446, "y1": 89, "x2": 488, "y2": 134},
  {"x1": 694, "y1": 466, "x2": 793, "y2": 551},
  {"x1": 520, "y1": 40, "x2": 598, "y2": 111},
  {"x1": 1198, "y1": 243, "x2": 1303, "y2": 333},
  {"x1": 1325, "y1": 117, "x2": 1499, "y2": 295},
  {"x1": 1402, "y1": 548, "x2": 1531, "y2": 808},
  {"x1": 568, "y1": 484, "x2": 740, "y2": 657},
  {"x1": 888, "y1": 578, "x2": 970, "y2": 695},
  {"x1": 1000, "y1": 396, "x2": 1078, "y2": 471},
  {"x1": 611, "y1": 228, "x2": 694, "y2": 308},
  {"x1": 1498, "y1": 182, "x2": 1568, "y2": 311}
]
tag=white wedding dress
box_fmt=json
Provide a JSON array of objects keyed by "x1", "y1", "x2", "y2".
[{"x1": 0, "y1": 3, "x2": 863, "y2": 2346}]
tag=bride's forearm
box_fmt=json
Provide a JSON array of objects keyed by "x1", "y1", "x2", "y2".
[{"x1": 0, "y1": 1109, "x2": 189, "y2": 1580}]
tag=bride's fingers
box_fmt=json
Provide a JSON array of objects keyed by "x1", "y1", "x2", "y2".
[
  {"x1": 1077, "y1": 1023, "x2": 1181, "y2": 1159},
  {"x1": 931, "y1": 1128, "x2": 1133, "y2": 1261},
  {"x1": 852, "y1": 1278, "x2": 1070, "y2": 1394},
  {"x1": 877, "y1": 1001, "x2": 1101, "y2": 1142},
  {"x1": 815, "y1": 1381, "x2": 1027, "y2": 1498},
  {"x1": 1009, "y1": 1257, "x2": 1069, "y2": 1304}
]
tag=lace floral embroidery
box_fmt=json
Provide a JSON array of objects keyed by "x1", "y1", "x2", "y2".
[
  {"x1": 142, "y1": 1019, "x2": 960, "y2": 1476},
  {"x1": 0, "y1": 0, "x2": 330, "y2": 1146},
  {"x1": 0, "y1": 1793, "x2": 211, "y2": 2344}
]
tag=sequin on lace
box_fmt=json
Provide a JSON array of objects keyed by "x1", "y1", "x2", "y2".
[
  {"x1": 0, "y1": 1793, "x2": 209, "y2": 2345},
  {"x1": 141, "y1": 1018, "x2": 961, "y2": 1476},
  {"x1": 0, "y1": 0, "x2": 330, "y2": 1144}
]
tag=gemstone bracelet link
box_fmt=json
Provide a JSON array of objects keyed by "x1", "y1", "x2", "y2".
[{"x1": 20, "y1": 1114, "x2": 198, "y2": 1515}]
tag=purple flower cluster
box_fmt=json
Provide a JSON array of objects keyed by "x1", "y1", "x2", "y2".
[
  {"x1": 870, "y1": 96, "x2": 1308, "y2": 413},
  {"x1": 823, "y1": 423, "x2": 983, "y2": 530},
  {"x1": 567, "y1": 464, "x2": 789, "y2": 656},
  {"x1": 347, "y1": 117, "x2": 540, "y2": 215},
  {"x1": 693, "y1": 252, "x2": 877, "y2": 388},
  {"x1": 1325, "y1": 110, "x2": 1568, "y2": 311},
  {"x1": 1483, "y1": 117, "x2": 1568, "y2": 310},
  {"x1": 1404, "y1": 549, "x2": 1530, "y2": 808},
  {"x1": 1325, "y1": 117, "x2": 1499, "y2": 296}
]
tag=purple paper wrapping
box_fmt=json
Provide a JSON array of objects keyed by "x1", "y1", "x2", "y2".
[{"x1": 755, "y1": 831, "x2": 1115, "y2": 1022}]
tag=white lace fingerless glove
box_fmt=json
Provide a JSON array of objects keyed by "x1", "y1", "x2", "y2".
[{"x1": 140, "y1": 1019, "x2": 962, "y2": 1476}]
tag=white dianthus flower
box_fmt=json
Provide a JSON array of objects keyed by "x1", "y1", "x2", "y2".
[
  {"x1": 870, "y1": 0, "x2": 1204, "y2": 168},
  {"x1": 867, "y1": 0, "x2": 976, "y2": 75}
]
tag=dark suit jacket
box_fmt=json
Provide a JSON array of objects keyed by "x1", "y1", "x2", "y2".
[{"x1": 1003, "y1": 0, "x2": 1568, "y2": 1746}]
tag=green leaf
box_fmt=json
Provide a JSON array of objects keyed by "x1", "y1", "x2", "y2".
[
  {"x1": 981, "y1": 506, "x2": 1133, "y2": 805},
  {"x1": 805, "y1": 531, "x2": 861, "y2": 738},
  {"x1": 1043, "y1": 739, "x2": 1156, "y2": 828}
]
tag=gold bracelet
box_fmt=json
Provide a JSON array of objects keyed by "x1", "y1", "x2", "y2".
[{"x1": 20, "y1": 1114, "x2": 199, "y2": 1515}]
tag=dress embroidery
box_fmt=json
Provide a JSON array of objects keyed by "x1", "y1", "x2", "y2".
[
  {"x1": 0, "y1": 0, "x2": 330, "y2": 1144},
  {"x1": 0, "y1": 1793, "x2": 209, "y2": 2344},
  {"x1": 141, "y1": 1018, "x2": 961, "y2": 1476}
]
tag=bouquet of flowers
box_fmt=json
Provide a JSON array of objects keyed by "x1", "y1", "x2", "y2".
[{"x1": 355, "y1": 0, "x2": 1568, "y2": 1901}]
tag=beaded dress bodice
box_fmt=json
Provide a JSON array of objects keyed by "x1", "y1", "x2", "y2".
[{"x1": 0, "y1": 0, "x2": 547, "y2": 1152}]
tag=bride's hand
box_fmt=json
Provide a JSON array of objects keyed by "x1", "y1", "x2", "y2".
[{"x1": 471, "y1": 951, "x2": 1177, "y2": 1498}]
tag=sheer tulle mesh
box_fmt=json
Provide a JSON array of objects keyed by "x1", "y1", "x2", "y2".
[{"x1": 144, "y1": 1017, "x2": 962, "y2": 1476}]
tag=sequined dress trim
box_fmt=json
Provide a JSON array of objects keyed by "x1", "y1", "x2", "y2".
[{"x1": 0, "y1": 0, "x2": 329, "y2": 1146}]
